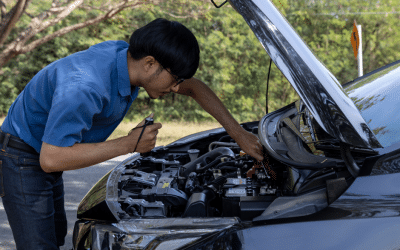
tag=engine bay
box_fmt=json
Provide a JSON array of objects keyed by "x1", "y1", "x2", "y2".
[
  {"x1": 119, "y1": 146, "x2": 285, "y2": 220},
  {"x1": 115, "y1": 105, "x2": 369, "y2": 221},
  {"x1": 118, "y1": 143, "x2": 284, "y2": 221}
]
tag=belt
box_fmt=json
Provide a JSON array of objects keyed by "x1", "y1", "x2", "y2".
[
  {"x1": 0, "y1": 131, "x2": 38, "y2": 155},
  {"x1": 0, "y1": 130, "x2": 63, "y2": 179}
]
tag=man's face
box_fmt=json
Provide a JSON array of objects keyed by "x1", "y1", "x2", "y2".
[{"x1": 144, "y1": 66, "x2": 181, "y2": 99}]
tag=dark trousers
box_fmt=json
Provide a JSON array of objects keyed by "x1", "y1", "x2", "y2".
[{"x1": 0, "y1": 132, "x2": 67, "y2": 249}]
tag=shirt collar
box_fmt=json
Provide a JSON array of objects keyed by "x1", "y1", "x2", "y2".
[{"x1": 117, "y1": 47, "x2": 134, "y2": 97}]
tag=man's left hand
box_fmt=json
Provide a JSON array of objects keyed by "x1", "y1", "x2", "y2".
[
  {"x1": 234, "y1": 130, "x2": 264, "y2": 161},
  {"x1": 175, "y1": 78, "x2": 264, "y2": 161}
]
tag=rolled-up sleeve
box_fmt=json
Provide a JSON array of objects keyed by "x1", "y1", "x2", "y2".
[{"x1": 42, "y1": 82, "x2": 104, "y2": 147}]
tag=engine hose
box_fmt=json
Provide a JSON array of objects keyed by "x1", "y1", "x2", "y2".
[
  {"x1": 209, "y1": 142, "x2": 239, "y2": 152},
  {"x1": 181, "y1": 147, "x2": 235, "y2": 177},
  {"x1": 219, "y1": 166, "x2": 238, "y2": 171},
  {"x1": 210, "y1": 176, "x2": 228, "y2": 189},
  {"x1": 207, "y1": 172, "x2": 237, "y2": 192},
  {"x1": 195, "y1": 155, "x2": 234, "y2": 173},
  {"x1": 218, "y1": 135, "x2": 232, "y2": 142},
  {"x1": 214, "y1": 161, "x2": 236, "y2": 169},
  {"x1": 211, "y1": 172, "x2": 236, "y2": 185}
]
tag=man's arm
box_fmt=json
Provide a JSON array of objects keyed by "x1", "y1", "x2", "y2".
[
  {"x1": 40, "y1": 138, "x2": 129, "y2": 172},
  {"x1": 40, "y1": 116, "x2": 162, "y2": 173},
  {"x1": 176, "y1": 78, "x2": 264, "y2": 161}
]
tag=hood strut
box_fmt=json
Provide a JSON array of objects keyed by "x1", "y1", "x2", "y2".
[{"x1": 266, "y1": 58, "x2": 272, "y2": 114}]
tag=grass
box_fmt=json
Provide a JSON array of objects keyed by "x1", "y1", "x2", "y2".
[{"x1": 0, "y1": 116, "x2": 221, "y2": 146}]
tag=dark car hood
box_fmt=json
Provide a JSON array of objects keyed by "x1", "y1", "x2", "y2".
[{"x1": 228, "y1": 0, "x2": 381, "y2": 149}]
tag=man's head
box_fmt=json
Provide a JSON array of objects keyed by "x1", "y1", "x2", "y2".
[
  {"x1": 129, "y1": 18, "x2": 200, "y2": 80},
  {"x1": 127, "y1": 18, "x2": 199, "y2": 99}
]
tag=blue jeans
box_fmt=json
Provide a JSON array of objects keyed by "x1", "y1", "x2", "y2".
[{"x1": 0, "y1": 134, "x2": 67, "y2": 249}]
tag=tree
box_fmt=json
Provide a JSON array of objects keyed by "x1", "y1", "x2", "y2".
[
  {"x1": 2, "y1": 0, "x2": 398, "y2": 121},
  {"x1": 283, "y1": 0, "x2": 400, "y2": 84},
  {"x1": 0, "y1": 0, "x2": 209, "y2": 70},
  {"x1": 123, "y1": 0, "x2": 299, "y2": 123}
]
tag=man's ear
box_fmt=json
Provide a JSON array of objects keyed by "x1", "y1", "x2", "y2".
[{"x1": 142, "y1": 56, "x2": 158, "y2": 73}]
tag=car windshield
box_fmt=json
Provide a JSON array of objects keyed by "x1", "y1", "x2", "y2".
[{"x1": 344, "y1": 61, "x2": 400, "y2": 148}]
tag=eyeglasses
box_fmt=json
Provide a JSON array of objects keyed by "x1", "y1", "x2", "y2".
[{"x1": 162, "y1": 67, "x2": 185, "y2": 85}]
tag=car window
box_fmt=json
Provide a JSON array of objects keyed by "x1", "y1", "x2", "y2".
[{"x1": 344, "y1": 61, "x2": 400, "y2": 148}]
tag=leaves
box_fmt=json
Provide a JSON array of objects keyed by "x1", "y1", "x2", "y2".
[{"x1": 1, "y1": 0, "x2": 400, "y2": 123}]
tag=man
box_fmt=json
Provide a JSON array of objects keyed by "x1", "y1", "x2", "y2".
[{"x1": 0, "y1": 18, "x2": 263, "y2": 249}]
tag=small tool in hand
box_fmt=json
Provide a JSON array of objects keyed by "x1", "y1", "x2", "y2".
[{"x1": 139, "y1": 117, "x2": 154, "y2": 157}]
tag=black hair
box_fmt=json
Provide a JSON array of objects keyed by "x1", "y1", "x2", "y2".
[{"x1": 128, "y1": 18, "x2": 200, "y2": 79}]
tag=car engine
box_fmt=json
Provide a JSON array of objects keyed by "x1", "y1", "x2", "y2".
[
  {"x1": 116, "y1": 126, "x2": 335, "y2": 221},
  {"x1": 110, "y1": 99, "x2": 378, "y2": 222}
]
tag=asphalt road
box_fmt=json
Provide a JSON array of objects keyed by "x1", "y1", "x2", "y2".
[{"x1": 0, "y1": 154, "x2": 134, "y2": 250}]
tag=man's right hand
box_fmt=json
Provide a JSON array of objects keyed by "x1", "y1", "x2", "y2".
[
  {"x1": 40, "y1": 113, "x2": 162, "y2": 172},
  {"x1": 125, "y1": 113, "x2": 162, "y2": 153}
]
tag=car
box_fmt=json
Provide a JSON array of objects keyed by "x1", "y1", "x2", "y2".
[{"x1": 72, "y1": 0, "x2": 400, "y2": 249}]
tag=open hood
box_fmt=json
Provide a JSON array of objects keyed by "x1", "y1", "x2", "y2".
[{"x1": 228, "y1": 0, "x2": 382, "y2": 149}]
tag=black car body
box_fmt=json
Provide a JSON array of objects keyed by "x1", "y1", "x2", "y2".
[{"x1": 73, "y1": 0, "x2": 400, "y2": 249}]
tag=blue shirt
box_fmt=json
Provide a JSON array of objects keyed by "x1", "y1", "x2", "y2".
[{"x1": 1, "y1": 40, "x2": 139, "y2": 153}]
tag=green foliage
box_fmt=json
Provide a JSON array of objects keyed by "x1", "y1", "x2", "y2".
[
  {"x1": 125, "y1": 2, "x2": 298, "y2": 123},
  {"x1": 284, "y1": 0, "x2": 400, "y2": 84},
  {"x1": 1, "y1": 0, "x2": 399, "y2": 124}
]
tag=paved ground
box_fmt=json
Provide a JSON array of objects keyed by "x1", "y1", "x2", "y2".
[{"x1": 0, "y1": 154, "x2": 134, "y2": 250}]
